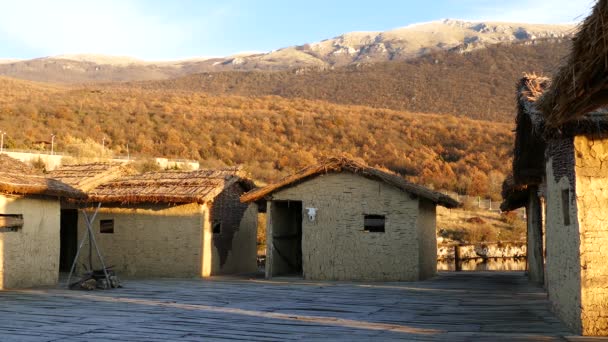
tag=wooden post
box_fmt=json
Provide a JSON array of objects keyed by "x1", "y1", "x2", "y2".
[
  {"x1": 454, "y1": 245, "x2": 461, "y2": 272},
  {"x1": 527, "y1": 187, "x2": 545, "y2": 284},
  {"x1": 265, "y1": 201, "x2": 273, "y2": 279}
]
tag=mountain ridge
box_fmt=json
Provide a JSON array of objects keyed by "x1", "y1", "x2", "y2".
[{"x1": 0, "y1": 19, "x2": 575, "y2": 84}]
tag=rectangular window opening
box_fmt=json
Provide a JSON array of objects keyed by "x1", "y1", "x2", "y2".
[
  {"x1": 364, "y1": 214, "x2": 385, "y2": 233},
  {"x1": 561, "y1": 189, "x2": 570, "y2": 226},
  {"x1": 0, "y1": 214, "x2": 24, "y2": 232},
  {"x1": 100, "y1": 219, "x2": 114, "y2": 234},
  {"x1": 212, "y1": 221, "x2": 222, "y2": 234}
]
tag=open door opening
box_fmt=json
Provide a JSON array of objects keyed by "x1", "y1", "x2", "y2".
[
  {"x1": 59, "y1": 209, "x2": 78, "y2": 272},
  {"x1": 270, "y1": 201, "x2": 302, "y2": 277}
]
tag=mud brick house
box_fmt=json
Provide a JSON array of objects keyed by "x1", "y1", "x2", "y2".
[
  {"x1": 502, "y1": 0, "x2": 608, "y2": 335},
  {"x1": 80, "y1": 168, "x2": 258, "y2": 278},
  {"x1": 241, "y1": 157, "x2": 458, "y2": 281},
  {"x1": 48, "y1": 163, "x2": 136, "y2": 272},
  {"x1": 0, "y1": 155, "x2": 84, "y2": 289}
]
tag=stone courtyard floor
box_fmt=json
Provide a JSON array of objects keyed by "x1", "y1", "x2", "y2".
[{"x1": 0, "y1": 272, "x2": 604, "y2": 341}]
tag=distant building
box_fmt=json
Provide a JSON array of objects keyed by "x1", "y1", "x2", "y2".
[
  {"x1": 77, "y1": 168, "x2": 258, "y2": 278},
  {"x1": 502, "y1": 0, "x2": 608, "y2": 335},
  {"x1": 0, "y1": 155, "x2": 84, "y2": 289},
  {"x1": 241, "y1": 157, "x2": 458, "y2": 281}
]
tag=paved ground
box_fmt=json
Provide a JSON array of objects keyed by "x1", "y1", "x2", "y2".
[{"x1": 0, "y1": 272, "x2": 597, "y2": 341}]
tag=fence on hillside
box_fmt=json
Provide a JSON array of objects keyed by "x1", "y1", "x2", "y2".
[{"x1": 440, "y1": 191, "x2": 526, "y2": 217}]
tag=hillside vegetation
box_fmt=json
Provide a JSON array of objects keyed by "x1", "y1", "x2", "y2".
[
  {"x1": 0, "y1": 77, "x2": 512, "y2": 198},
  {"x1": 130, "y1": 40, "x2": 569, "y2": 123}
]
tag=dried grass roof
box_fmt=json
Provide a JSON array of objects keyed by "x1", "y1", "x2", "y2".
[
  {"x1": 537, "y1": 0, "x2": 608, "y2": 126},
  {"x1": 0, "y1": 154, "x2": 85, "y2": 198},
  {"x1": 87, "y1": 167, "x2": 255, "y2": 204},
  {"x1": 513, "y1": 74, "x2": 549, "y2": 186},
  {"x1": 48, "y1": 162, "x2": 137, "y2": 192},
  {"x1": 500, "y1": 175, "x2": 529, "y2": 212},
  {"x1": 240, "y1": 157, "x2": 459, "y2": 208}
]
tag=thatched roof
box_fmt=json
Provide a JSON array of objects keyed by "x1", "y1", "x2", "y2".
[
  {"x1": 48, "y1": 162, "x2": 136, "y2": 192},
  {"x1": 512, "y1": 74, "x2": 549, "y2": 186},
  {"x1": 87, "y1": 168, "x2": 255, "y2": 204},
  {"x1": 0, "y1": 154, "x2": 85, "y2": 199},
  {"x1": 500, "y1": 176, "x2": 530, "y2": 212},
  {"x1": 240, "y1": 157, "x2": 459, "y2": 208},
  {"x1": 537, "y1": 0, "x2": 608, "y2": 126}
]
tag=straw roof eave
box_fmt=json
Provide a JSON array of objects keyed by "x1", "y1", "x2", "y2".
[
  {"x1": 537, "y1": 0, "x2": 608, "y2": 126},
  {"x1": 512, "y1": 75, "x2": 549, "y2": 186},
  {"x1": 500, "y1": 176, "x2": 529, "y2": 212},
  {"x1": 0, "y1": 155, "x2": 85, "y2": 199},
  {"x1": 240, "y1": 157, "x2": 460, "y2": 208},
  {"x1": 86, "y1": 168, "x2": 254, "y2": 205},
  {"x1": 48, "y1": 162, "x2": 137, "y2": 192}
]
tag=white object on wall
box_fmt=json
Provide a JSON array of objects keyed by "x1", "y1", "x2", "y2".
[{"x1": 305, "y1": 207, "x2": 317, "y2": 222}]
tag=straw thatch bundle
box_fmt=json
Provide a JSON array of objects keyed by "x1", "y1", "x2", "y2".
[
  {"x1": 500, "y1": 175, "x2": 529, "y2": 212},
  {"x1": 240, "y1": 156, "x2": 459, "y2": 208},
  {"x1": 48, "y1": 162, "x2": 137, "y2": 192},
  {"x1": 513, "y1": 74, "x2": 549, "y2": 185},
  {"x1": 0, "y1": 154, "x2": 85, "y2": 198},
  {"x1": 88, "y1": 168, "x2": 255, "y2": 204},
  {"x1": 537, "y1": 0, "x2": 608, "y2": 126}
]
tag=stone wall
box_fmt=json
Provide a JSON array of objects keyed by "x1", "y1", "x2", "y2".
[
  {"x1": 77, "y1": 203, "x2": 203, "y2": 278},
  {"x1": 0, "y1": 195, "x2": 60, "y2": 289},
  {"x1": 269, "y1": 172, "x2": 423, "y2": 281},
  {"x1": 574, "y1": 135, "x2": 608, "y2": 335},
  {"x1": 209, "y1": 183, "x2": 257, "y2": 275},
  {"x1": 545, "y1": 137, "x2": 583, "y2": 334}
]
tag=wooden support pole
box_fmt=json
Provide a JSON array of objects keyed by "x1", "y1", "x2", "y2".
[
  {"x1": 66, "y1": 203, "x2": 112, "y2": 289},
  {"x1": 527, "y1": 188, "x2": 545, "y2": 284},
  {"x1": 454, "y1": 245, "x2": 461, "y2": 272}
]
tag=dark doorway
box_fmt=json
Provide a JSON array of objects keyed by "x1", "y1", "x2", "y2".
[
  {"x1": 270, "y1": 201, "x2": 303, "y2": 276},
  {"x1": 59, "y1": 209, "x2": 78, "y2": 272}
]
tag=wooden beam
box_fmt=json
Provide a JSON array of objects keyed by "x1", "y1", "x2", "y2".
[{"x1": 0, "y1": 214, "x2": 24, "y2": 230}]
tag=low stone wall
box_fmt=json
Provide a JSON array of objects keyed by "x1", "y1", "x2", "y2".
[{"x1": 438, "y1": 242, "x2": 527, "y2": 260}]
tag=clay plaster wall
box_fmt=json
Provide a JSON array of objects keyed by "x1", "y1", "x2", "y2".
[
  {"x1": 545, "y1": 137, "x2": 582, "y2": 333},
  {"x1": 77, "y1": 203, "x2": 203, "y2": 278},
  {"x1": 269, "y1": 172, "x2": 427, "y2": 281},
  {"x1": 0, "y1": 195, "x2": 60, "y2": 289},
  {"x1": 574, "y1": 135, "x2": 608, "y2": 335}
]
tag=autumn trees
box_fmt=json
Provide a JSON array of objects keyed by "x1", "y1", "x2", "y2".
[{"x1": 0, "y1": 77, "x2": 513, "y2": 198}]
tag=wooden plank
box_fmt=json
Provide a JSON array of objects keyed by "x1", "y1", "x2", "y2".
[
  {"x1": 0, "y1": 214, "x2": 23, "y2": 231},
  {"x1": 0, "y1": 272, "x2": 578, "y2": 341}
]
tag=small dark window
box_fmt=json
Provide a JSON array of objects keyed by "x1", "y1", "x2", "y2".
[
  {"x1": 0, "y1": 214, "x2": 24, "y2": 232},
  {"x1": 561, "y1": 189, "x2": 570, "y2": 226},
  {"x1": 212, "y1": 221, "x2": 221, "y2": 234},
  {"x1": 364, "y1": 215, "x2": 385, "y2": 233},
  {"x1": 100, "y1": 219, "x2": 114, "y2": 234}
]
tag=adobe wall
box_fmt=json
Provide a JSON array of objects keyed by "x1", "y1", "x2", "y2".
[
  {"x1": 269, "y1": 172, "x2": 423, "y2": 281},
  {"x1": 545, "y1": 137, "x2": 583, "y2": 333},
  {"x1": 77, "y1": 203, "x2": 203, "y2": 278},
  {"x1": 0, "y1": 195, "x2": 60, "y2": 289},
  {"x1": 574, "y1": 135, "x2": 608, "y2": 335},
  {"x1": 417, "y1": 199, "x2": 437, "y2": 280}
]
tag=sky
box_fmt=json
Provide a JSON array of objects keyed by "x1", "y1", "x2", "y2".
[{"x1": 0, "y1": 0, "x2": 595, "y2": 61}]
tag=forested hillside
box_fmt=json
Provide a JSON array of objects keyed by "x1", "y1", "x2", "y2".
[
  {"x1": 131, "y1": 39, "x2": 568, "y2": 122},
  {"x1": 0, "y1": 77, "x2": 512, "y2": 198}
]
